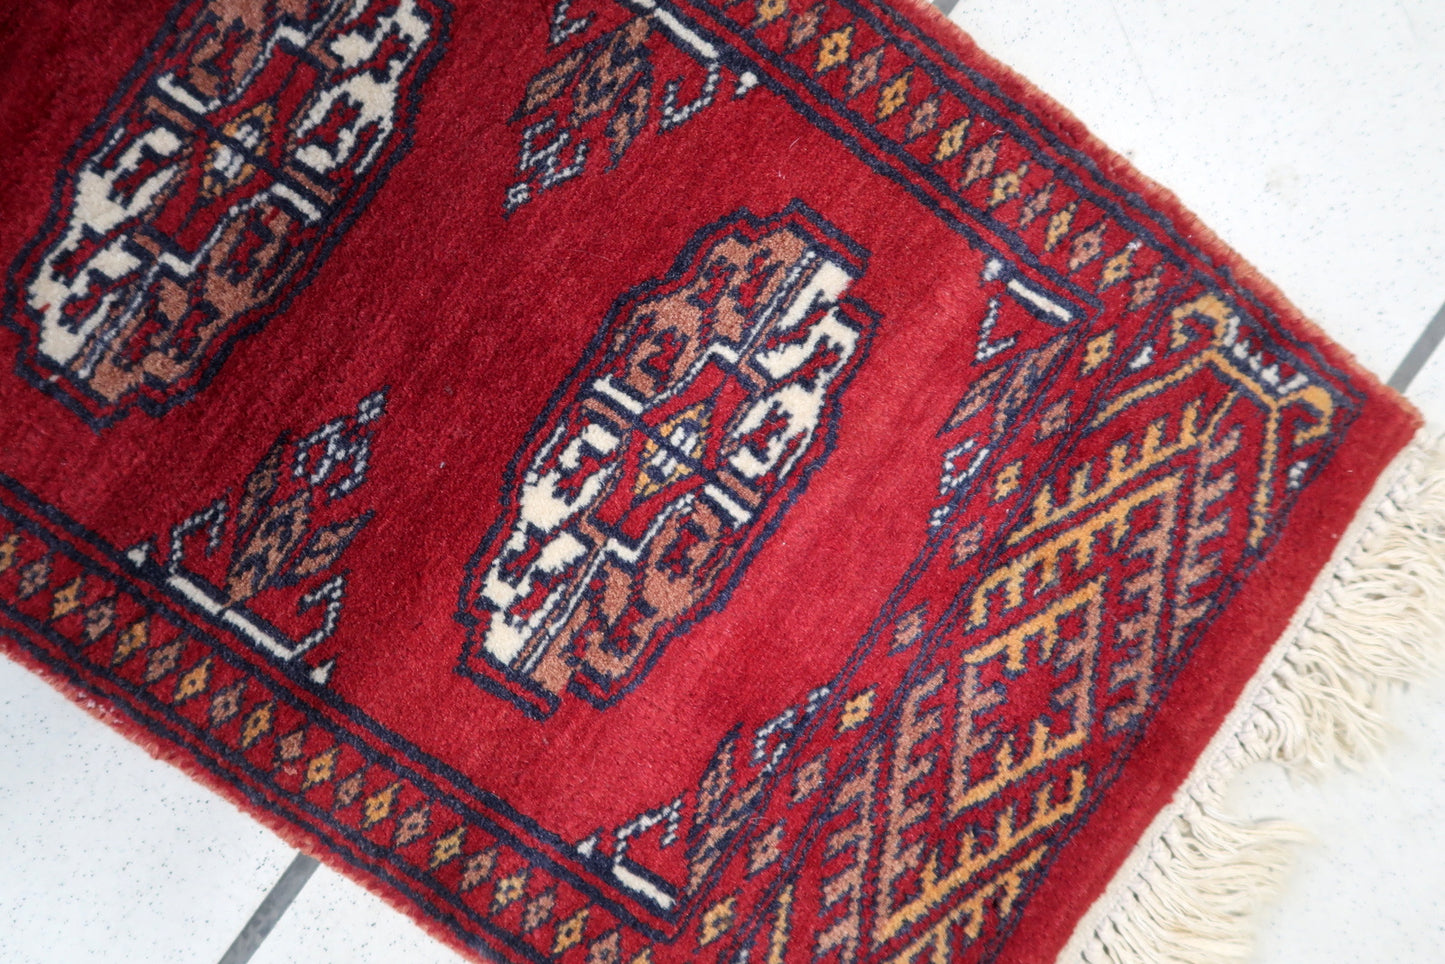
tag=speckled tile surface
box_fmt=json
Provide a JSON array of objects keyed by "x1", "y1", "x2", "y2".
[
  {"x1": 245, "y1": 866, "x2": 468, "y2": 964},
  {"x1": 1410, "y1": 333, "x2": 1445, "y2": 424},
  {"x1": 0, "y1": 659, "x2": 296, "y2": 964},
  {"x1": 1225, "y1": 674, "x2": 1445, "y2": 961}
]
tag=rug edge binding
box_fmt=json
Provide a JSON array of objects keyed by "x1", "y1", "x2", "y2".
[
  {"x1": 1056, "y1": 425, "x2": 1445, "y2": 964},
  {"x1": 0, "y1": 638, "x2": 504, "y2": 963}
]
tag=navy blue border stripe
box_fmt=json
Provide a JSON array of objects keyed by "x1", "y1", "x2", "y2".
[{"x1": 0, "y1": 476, "x2": 674, "y2": 947}]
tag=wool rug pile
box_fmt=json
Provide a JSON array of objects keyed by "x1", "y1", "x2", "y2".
[{"x1": 2, "y1": 1, "x2": 1442, "y2": 962}]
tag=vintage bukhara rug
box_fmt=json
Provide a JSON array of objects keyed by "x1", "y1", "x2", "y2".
[{"x1": 2, "y1": 1, "x2": 1442, "y2": 961}]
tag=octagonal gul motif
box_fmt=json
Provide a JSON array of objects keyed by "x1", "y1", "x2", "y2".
[
  {"x1": 459, "y1": 203, "x2": 877, "y2": 718},
  {"x1": 5, "y1": 0, "x2": 449, "y2": 425}
]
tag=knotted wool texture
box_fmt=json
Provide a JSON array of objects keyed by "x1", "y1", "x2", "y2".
[{"x1": 0, "y1": 2, "x2": 1437, "y2": 963}]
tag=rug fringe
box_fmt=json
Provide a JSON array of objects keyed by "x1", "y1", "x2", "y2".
[{"x1": 1062, "y1": 429, "x2": 1445, "y2": 964}]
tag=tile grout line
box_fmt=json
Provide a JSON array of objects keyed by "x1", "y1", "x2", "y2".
[
  {"x1": 1388, "y1": 299, "x2": 1445, "y2": 394},
  {"x1": 216, "y1": 853, "x2": 319, "y2": 964}
]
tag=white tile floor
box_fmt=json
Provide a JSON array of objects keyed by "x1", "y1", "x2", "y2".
[
  {"x1": 0, "y1": 660, "x2": 297, "y2": 963},
  {"x1": 245, "y1": 865, "x2": 465, "y2": 964},
  {"x1": 1, "y1": 2, "x2": 1442, "y2": 961}
]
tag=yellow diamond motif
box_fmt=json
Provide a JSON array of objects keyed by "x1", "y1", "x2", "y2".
[
  {"x1": 990, "y1": 163, "x2": 1029, "y2": 208},
  {"x1": 876, "y1": 71, "x2": 910, "y2": 121},
  {"x1": 112, "y1": 619, "x2": 149, "y2": 665},
  {"x1": 1082, "y1": 330, "x2": 1115, "y2": 375},
  {"x1": 839, "y1": 689, "x2": 874, "y2": 732},
  {"x1": 1045, "y1": 200, "x2": 1078, "y2": 252},
  {"x1": 493, "y1": 871, "x2": 527, "y2": 911},
  {"x1": 552, "y1": 909, "x2": 589, "y2": 955},
  {"x1": 699, "y1": 897, "x2": 736, "y2": 947},
  {"x1": 173, "y1": 656, "x2": 212, "y2": 704},
  {"x1": 994, "y1": 461, "x2": 1023, "y2": 501},
  {"x1": 0, "y1": 533, "x2": 20, "y2": 573},
  {"x1": 755, "y1": 0, "x2": 787, "y2": 25},
  {"x1": 50, "y1": 577, "x2": 83, "y2": 620},
  {"x1": 934, "y1": 116, "x2": 972, "y2": 163},
  {"x1": 816, "y1": 25, "x2": 853, "y2": 73},
  {"x1": 430, "y1": 825, "x2": 467, "y2": 869},
  {"x1": 361, "y1": 781, "x2": 401, "y2": 829},
  {"x1": 1100, "y1": 242, "x2": 1136, "y2": 289},
  {"x1": 302, "y1": 746, "x2": 340, "y2": 790},
  {"x1": 239, "y1": 701, "x2": 274, "y2": 749}
]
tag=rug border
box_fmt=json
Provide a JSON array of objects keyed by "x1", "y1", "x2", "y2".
[
  {"x1": 887, "y1": 0, "x2": 1415, "y2": 417},
  {"x1": 1056, "y1": 425, "x2": 1445, "y2": 963},
  {"x1": 0, "y1": 3, "x2": 1430, "y2": 963},
  {"x1": 879, "y1": 3, "x2": 1427, "y2": 959},
  {"x1": 0, "y1": 625, "x2": 513, "y2": 964}
]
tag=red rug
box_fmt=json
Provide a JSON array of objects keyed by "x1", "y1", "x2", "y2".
[{"x1": 2, "y1": 1, "x2": 1441, "y2": 962}]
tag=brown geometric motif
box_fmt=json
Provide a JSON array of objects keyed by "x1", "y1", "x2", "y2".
[
  {"x1": 0, "y1": 480, "x2": 664, "y2": 964},
  {"x1": 6, "y1": 0, "x2": 449, "y2": 424},
  {"x1": 506, "y1": 0, "x2": 759, "y2": 212},
  {"x1": 123, "y1": 388, "x2": 389, "y2": 686},
  {"x1": 458, "y1": 204, "x2": 875, "y2": 719}
]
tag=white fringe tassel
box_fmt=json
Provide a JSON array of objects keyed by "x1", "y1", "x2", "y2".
[{"x1": 1063, "y1": 431, "x2": 1445, "y2": 964}]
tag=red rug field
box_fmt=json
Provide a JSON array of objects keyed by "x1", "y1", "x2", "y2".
[{"x1": 2, "y1": 1, "x2": 1441, "y2": 962}]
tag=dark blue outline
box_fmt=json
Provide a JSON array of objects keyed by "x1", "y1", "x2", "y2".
[
  {"x1": 2, "y1": 0, "x2": 453, "y2": 430},
  {"x1": 0, "y1": 472, "x2": 681, "y2": 943},
  {"x1": 0, "y1": 0, "x2": 1379, "y2": 960},
  {"x1": 455, "y1": 200, "x2": 876, "y2": 721}
]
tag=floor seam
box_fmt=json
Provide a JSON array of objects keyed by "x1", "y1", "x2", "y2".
[
  {"x1": 216, "y1": 853, "x2": 320, "y2": 964},
  {"x1": 1388, "y1": 298, "x2": 1445, "y2": 393}
]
